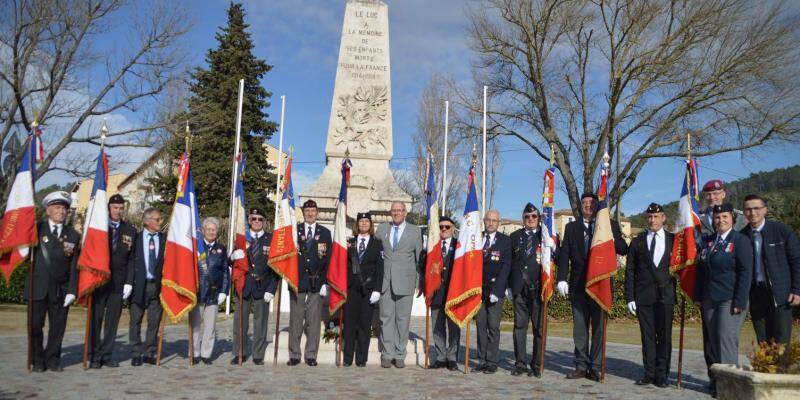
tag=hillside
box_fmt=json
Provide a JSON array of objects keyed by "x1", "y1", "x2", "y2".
[{"x1": 628, "y1": 165, "x2": 800, "y2": 233}]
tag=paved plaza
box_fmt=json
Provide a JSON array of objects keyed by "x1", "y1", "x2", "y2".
[{"x1": 0, "y1": 313, "x2": 718, "y2": 399}]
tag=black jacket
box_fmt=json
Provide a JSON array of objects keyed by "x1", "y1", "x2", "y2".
[
  {"x1": 422, "y1": 237, "x2": 458, "y2": 307},
  {"x1": 346, "y1": 235, "x2": 385, "y2": 294},
  {"x1": 508, "y1": 228, "x2": 544, "y2": 297},
  {"x1": 740, "y1": 219, "x2": 800, "y2": 306},
  {"x1": 482, "y1": 232, "x2": 512, "y2": 300},
  {"x1": 125, "y1": 230, "x2": 166, "y2": 306},
  {"x1": 297, "y1": 223, "x2": 332, "y2": 293},
  {"x1": 105, "y1": 220, "x2": 136, "y2": 294},
  {"x1": 695, "y1": 230, "x2": 753, "y2": 310},
  {"x1": 24, "y1": 221, "x2": 79, "y2": 302},
  {"x1": 556, "y1": 219, "x2": 628, "y2": 287},
  {"x1": 624, "y1": 230, "x2": 676, "y2": 306},
  {"x1": 198, "y1": 241, "x2": 231, "y2": 305}
]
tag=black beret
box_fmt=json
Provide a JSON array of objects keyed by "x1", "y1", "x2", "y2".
[
  {"x1": 523, "y1": 202, "x2": 539, "y2": 214},
  {"x1": 356, "y1": 211, "x2": 371, "y2": 221},
  {"x1": 645, "y1": 203, "x2": 664, "y2": 214},
  {"x1": 249, "y1": 207, "x2": 265, "y2": 217},
  {"x1": 581, "y1": 192, "x2": 599, "y2": 201},
  {"x1": 302, "y1": 199, "x2": 318, "y2": 209},
  {"x1": 439, "y1": 216, "x2": 455, "y2": 225},
  {"x1": 712, "y1": 203, "x2": 734, "y2": 214},
  {"x1": 109, "y1": 194, "x2": 125, "y2": 205}
]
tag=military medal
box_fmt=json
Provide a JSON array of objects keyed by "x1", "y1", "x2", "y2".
[{"x1": 42, "y1": 235, "x2": 49, "y2": 243}]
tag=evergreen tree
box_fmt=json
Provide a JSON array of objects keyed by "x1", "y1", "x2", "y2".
[{"x1": 152, "y1": 2, "x2": 277, "y2": 222}]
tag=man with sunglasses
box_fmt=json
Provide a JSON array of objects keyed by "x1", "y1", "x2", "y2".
[
  {"x1": 230, "y1": 207, "x2": 279, "y2": 365},
  {"x1": 428, "y1": 216, "x2": 460, "y2": 371},
  {"x1": 508, "y1": 203, "x2": 547, "y2": 377}
]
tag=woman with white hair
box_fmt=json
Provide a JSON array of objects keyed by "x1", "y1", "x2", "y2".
[{"x1": 190, "y1": 216, "x2": 231, "y2": 365}]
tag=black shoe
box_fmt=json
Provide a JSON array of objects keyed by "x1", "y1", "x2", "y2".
[
  {"x1": 202, "y1": 358, "x2": 212, "y2": 365},
  {"x1": 142, "y1": 355, "x2": 156, "y2": 365},
  {"x1": 131, "y1": 356, "x2": 142, "y2": 366},
  {"x1": 511, "y1": 365, "x2": 528, "y2": 376},
  {"x1": 635, "y1": 376, "x2": 653, "y2": 386},
  {"x1": 192, "y1": 357, "x2": 201, "y2": 365},
  {"x1": 528, "y1": 367, "x2": 541, "y2": 378},
  {"x1": 343, "y1": 361, "x2": 352, "y2": 367},
  {"x1": 472, "y1": 363, "x2": 486, "y2": 372},
  {"x1": 430, "y1": 361, "x2": 444, "y2": 369},
  {"x1": 654, "y1": 379, "x2": 669, "y2": 388},
  {"x1": 586, "y1": 370, "x2": 601, "y2": 382},
  {"x1": 253, "y1": 358, "x2": 264, "y2": 365},
  {"x1": 483, "y1": 365, "x2": 497, "y2": 374},
  {"x1": 356, "y1": 362, "x2": 366, "y2": 367},
  {"x1": 447, "y1": 361, "x2": 458, "y2": 371},
  {"x1": 32, "y1": 365, "x2": 46, "y2": 372},
  {"x1": 48, "y1": 364, "x2": 63, "y2": 372},
  {"x1": 306, "y1": 359, "x2": 318, "y2": 367},
  {"x1": 565, "y1": 368, "x2": 586, "y2": 379},
  {"x1": 103, "y1": 360, "x2": 119, "y2": 368},
  {"x1": 89, "y1": 361, "x2": 102, "y2": 369},
  {"x1": 230, "y1": 357, "x2": 240, "y2": 365},
  {"x1": 287, "y1": 358, "x2": 301, "y2": 366}
]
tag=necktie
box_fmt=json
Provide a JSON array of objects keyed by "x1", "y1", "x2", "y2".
[
  {"x1": 525, "y1": 230, "x2": 535, "y2": 257},
  {"x1": 442, "y1": 240, "x2": 448, "y2": 257},
  {"x1": 52, "y1": 224, "x2": 59, "y2": 238},
  {"x1": 754, "y1": 231, "x2": 764, "y2": 282},
  {"x1": 393, "y1": 226, "x2": 399, "y2": 250},
  {"x1": 249, "y1": 233, "x2": 259, "y2": 256},
  {"x1": 584, "y1": 222, "x2": 593, "y2": 256},
  {"x1": 110, "y1": 222, "x2": 119, "y2": 250},
  {"x1": 306, "y1": 226, "x2": 314, "y2": 251},
  {"x1": 649, "y1": 232, "x2": 658, "y2": 266},
  {"x1": 484, "y1": 235, "x2": 491, "y2": 251},
  {"x1": 148, "y1": 233, "x2": 157, "y2": 278},
  {"x1": 358, "y1": 238, "x2": 366, "y2": 262}
]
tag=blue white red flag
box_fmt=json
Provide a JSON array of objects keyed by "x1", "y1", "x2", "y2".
[
  {"x1": 268, "y1": 156, "x2": 300, "y2": 292},
  {"x1": 669, "y1": 158, "x2": 701, "y2": 300},
  {"x1": 77, "y1": 148, "x2": 111, "y2": 302},
  {"x1": 327, "y1": 158, "x2": 351, "y2": 314},
  {"x1": 540, "y1": 167, "x2": 557, "y2": 301},
  {"x1": 423, "y1": 152, "x2": 443, "y2": 306},
  {"x1": 585, "y1": 163, "x2": 617, "y2": 312},
  {"x1": 0, "y1": 133, "x2": 40, "y2": 280}
]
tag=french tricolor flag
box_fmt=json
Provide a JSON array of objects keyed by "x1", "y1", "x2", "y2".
[
  {"x1": 327, "y1": 157, "x2": 351, "y2": 315},
  {"x1": 230, "y1": 156, "x2": 251, "y2": 296},
  {"x1": 669, "y1": 158, "x2": 701, "y2": 300},
  {"x1": 77, "y1": 148, "x2": 111, "y2": 302},
  {"x1": 584, "y1": 162, "x2": 618, "y2": 312},
  {"x1": 0, "y1": 134, "x2": 39, "y2": 281}
]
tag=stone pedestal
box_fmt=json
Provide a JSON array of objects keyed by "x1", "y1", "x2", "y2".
[{"x1": 301, "y1": 0, "x2": 411, "y2": 225}]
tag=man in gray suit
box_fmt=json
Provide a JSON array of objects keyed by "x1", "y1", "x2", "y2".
[{"x1": 376, "y1": 201, "x2": 423, "y2": 368}]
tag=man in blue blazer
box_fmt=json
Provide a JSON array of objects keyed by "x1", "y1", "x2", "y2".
[{"x1": 740, "y1": 194, "x2": 800, "y2": 345}]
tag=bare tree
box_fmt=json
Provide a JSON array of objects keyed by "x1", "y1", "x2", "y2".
[
  {"x1": 0, "y1": 0, "x2": 191, "y2": 211},
  {"x1": 452, "y1": 0, "x2": 800, "y2": 217}
]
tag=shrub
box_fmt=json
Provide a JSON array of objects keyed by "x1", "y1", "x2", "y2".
[{"x1": 748, "y1": 340, "x2": 800, "y2": 374}]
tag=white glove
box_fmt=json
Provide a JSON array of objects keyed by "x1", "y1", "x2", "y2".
[
  {"x1": 489, "y1": 294, "x2": 499, "y2": 304},
  {"x1": 557, "y1": 281, "x2": 569, "y2": 297},
  {"x1": 218, "y1": 293, "x2": 227, "y2": 304},
  {"x1": 369, "y1": 291, "x2": 380, "y2": 304},
  {"x1": 122, "y1": 284, "x2": 133, "y2": 300},
  {"x1": 319, "y1": 284, "x2": 328, "y2": 297},
  {"x1": 231, "y1": 249, "x2": 245, "y2": 261},
  {"x1": 505, "y1": 288, "x2": 513, "y2": 300},
  {"x1": 63, "y1": 294, "x2": 76, "y2": 307},
  {"x1": 264, "y1": 292, "x2": 274, "y2": 303},
  {"x1": 627, "y1": 301, "x2": 637, "y2": 316}
]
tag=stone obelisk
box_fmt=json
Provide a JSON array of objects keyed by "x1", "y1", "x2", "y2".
[{"x1": 301, "y1": 0, "x2": 411, "y2": 224}]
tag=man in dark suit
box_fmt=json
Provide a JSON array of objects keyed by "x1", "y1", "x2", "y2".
[
  {"x1": 427, "y1": 215, "x2": 459, "y2": 371},
  {"x1": 556, "y1": 192, "x2": 628, "y2": 382},
  {"x1": 287, "y1": 200, "x2": 332, "y2": 367},
  {"x1": 123, "y1": 207, "x2": 165, "y2": 366},
  {"x1": 474, "y1": 210, "x2": 511, "y2": 374},
  {"x1": 25, "y1": 191, "x2": 79, "y2": 372},
  {"x1": 89, "y1": 194, "x2": 136, "y2": 369},
  {"x1": 230, "y1": 207, "x2": 278, "y2": 365},
  {"x1": 741, "y1": 194, "x2": 800, "y2": 345},
  {"x1": 508, "y1": 203, "x2": 546, "y2": 378},
  {"x1": 625, "y1": 203, "x2": 675, "y2": 388}
]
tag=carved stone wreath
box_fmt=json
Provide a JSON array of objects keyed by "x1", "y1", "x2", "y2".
[{"x1": 333, "y1": 85, "x2": 389, "y2": 151}]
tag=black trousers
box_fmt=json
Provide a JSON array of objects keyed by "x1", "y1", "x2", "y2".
[
  {"x1": 31, "y1": 295, "x2": 69, "y2": 369},
  {"x1": 343, "y1": 287, "x2": 375, "y2": 365},
  {"x1": 513, "y1": 285, "x2": 543, "y2": 370},
  {"x1": 570, "y1": 289, "x2": 604, "y2": 371},
  {"x1": 636, "y1": 302, "x2": 674, "y2": 381},
  {"x1": 91, "y1": 284, "x2": 123, "y2": 362},
  {"x1": 750, "y1": 283, "x2": 794, "y2": 345},
  {"x1": 475, "y1": 298, "x2": 503, "y2": 366},
  {"x1": 129, "y1": 282, "x2": 163, "y2": 357}
]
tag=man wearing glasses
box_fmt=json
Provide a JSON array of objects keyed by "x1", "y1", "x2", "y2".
[
  {"x1": 740, "y1": 194, "x2": 800, "y2": 346},
  {"x1": 124, "y1": 207, "x2": 166, "y2": 366},
  {"x1": 508, "y1": 203, "x2": 546, "y2": 377},
  {"x1": 473, "y1": 210, "x2": 511, "y2": 374},
  {"x1": 428, "y1": 216, "x2": 460, "y2": 371},
  {"x1": 230, "y1": 207, "x2": 279, "y2": 365}
]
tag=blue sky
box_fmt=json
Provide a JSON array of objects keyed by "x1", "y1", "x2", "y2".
[{"x1": 48, "y1": 0, "x2": 799, "y2": 219}]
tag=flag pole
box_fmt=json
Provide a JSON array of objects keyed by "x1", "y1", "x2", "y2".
[
  {"x1": 424, "y1": 152, "x2": 431, "y2": 369},
  {"x1": 481, "y1": 86, "x2": 487, "y2": 217},
  {"x1": 599, "y1": 152, "x2": 611, "y2": 383},
  {"x1": 539, "y1": 144, "x2": 555, "y2": 377},
  {"x1": 272, "y1": 145, "x2": 292, "y2": 367},
  {"x1": 185, "y1": 122, "x2": 195, "y2": 367},
  {"x1": 677, "y1": 132, "x2": 692, "y2": 389},
  {"x1": 156, "y1": 316, "x2": 166, "y2": 366},
  {"x1": 27, "y1": 116, "x2": 41, "y2": 372},
  {"x1": 465, "y1": 144, "x2": 479, "y2": 374},
  {"x1": 226, "y1": 79, "x2": 245, "y2": 316},
  {"x1": 337, "y1": 308, "x2": 344, "y2": 367},
  {"x1": 270, "y1": 96, "x2": 286, "y2": 366},
  {"x1": 442, "y1": 100, "x2": 449, "y2": 215}
]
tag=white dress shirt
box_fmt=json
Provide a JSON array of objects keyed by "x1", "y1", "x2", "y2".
[
  {"x1": 304, "y1": 222, "x2": 318, "y2": 239},
  {"x1": 646, "y1": 228, "x2": 666, "y2": 266},
  {"x1": 389, "y1": 221, "x2": 406, "y2": 248}
]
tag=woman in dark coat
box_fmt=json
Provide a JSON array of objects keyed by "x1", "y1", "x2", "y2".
[{"x1": 342, "y1": 212, "x2": 384, "y2": 367}]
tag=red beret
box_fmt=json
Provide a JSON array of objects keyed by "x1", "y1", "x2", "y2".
[{"x1": 702, "y1": 179, "x2": 724, "y2": 192}]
